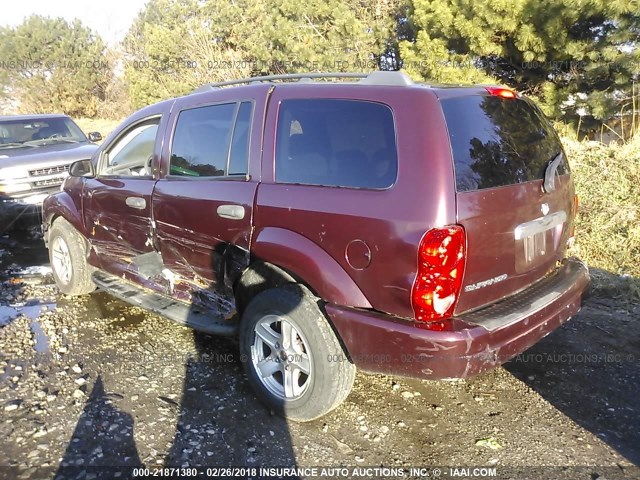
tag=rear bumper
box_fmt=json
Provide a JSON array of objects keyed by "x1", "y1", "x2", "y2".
[{"x1": 326, "y1": 258, "x2": 590, "y2": 379}]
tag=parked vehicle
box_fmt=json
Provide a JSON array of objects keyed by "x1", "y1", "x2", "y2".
[
  {"x1": 0, "y1": 114, "x2": 101, "y2": 231},
  {"x1": 42, "y1": 72, "x2": 589, "y2": 421}
]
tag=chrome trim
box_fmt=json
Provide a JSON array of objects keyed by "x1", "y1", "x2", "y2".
[{"x1": 514, "y1": 210, "x2": 567, "y2": 240}]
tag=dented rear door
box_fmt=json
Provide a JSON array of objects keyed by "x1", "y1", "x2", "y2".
[{"x1": 151, "y1": 95, "x2": 262, "y2": 311}]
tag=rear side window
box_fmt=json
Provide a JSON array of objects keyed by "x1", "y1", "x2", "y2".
[
  {"x1": 441, "y1": 96, "x2": 568, "y2": 192},
  {"x1": 170, "y1": 101, "x2": 252, "y2": 177},
  {"x1": 276, "y1": 99, "x2": 397, "y2": 189}
]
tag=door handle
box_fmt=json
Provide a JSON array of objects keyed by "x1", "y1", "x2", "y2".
[
  {"x1": 125, "y1": 197, "x2": 147, "y2": 210},
  {"x1": 217, "y1": 204, "x2": 245, "y2": 220}
]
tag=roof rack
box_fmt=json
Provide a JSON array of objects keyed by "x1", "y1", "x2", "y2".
[{"x1": 191, "y1": 71, "x2": 413, "y2": 93}]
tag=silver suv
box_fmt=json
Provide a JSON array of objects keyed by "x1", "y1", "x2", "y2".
[{"x1": 0, "y1": 114, "x2": 101, "y2": 231}]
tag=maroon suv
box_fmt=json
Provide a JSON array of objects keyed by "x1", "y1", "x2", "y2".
[{"x1": 42, "y1": 71, "x2": 589, "y2": 421}]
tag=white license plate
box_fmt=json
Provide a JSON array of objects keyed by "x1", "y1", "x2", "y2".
[{"x1": 522, "y1": 231, "x2": 547, "y2": 263}]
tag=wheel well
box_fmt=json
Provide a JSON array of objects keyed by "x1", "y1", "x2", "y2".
[
  {"x1": 49, "y1": 215, "x2": 91, "y2": 258},
  {"x1": 43, "y1": 214, "x2": 61, "y2": 247},
  {"x1": 234, "y1": 260, "x2": 317, "y2": 315},
  {"x1": 235, "y1": 261, "x2": 357, "y2": 366}
]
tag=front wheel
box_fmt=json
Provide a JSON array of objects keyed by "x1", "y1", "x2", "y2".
[
  {"x1": 239, "y1": 285, "x2": 355, "y2": 422},
  {"x1": 49, "y1": 218, "x2": 95, "y2": 296}
]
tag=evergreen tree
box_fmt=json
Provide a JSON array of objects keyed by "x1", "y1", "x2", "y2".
[
  {"x1": 0, "y1": 16, "x2": 110, "y2": 117},
  {"x1": 400, "y1": 0, "x2": 640, "y2": 133},
  {"x1": 124, "y1": 0, "x2": 403, "y2": 108}
]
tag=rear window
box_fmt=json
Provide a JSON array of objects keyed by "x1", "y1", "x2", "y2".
[
  {"x1": 276, "y1": 99, "x2": 397, "y2": 189},
  {"x1": 441, "y1": 95, "x2": 568, "y2": 192}
]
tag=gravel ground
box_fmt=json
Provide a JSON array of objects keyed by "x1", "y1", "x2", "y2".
[{"x1": 0, "y1": 229, "x2": 639, "y2": 480}]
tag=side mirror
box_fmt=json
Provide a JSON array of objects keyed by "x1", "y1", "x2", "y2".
[
  {"x1": 88, "y1": 131, "x2": 102, "y2": 143},
  {"x1": 69, "y1": 159, "x2": 95, "y2": 178}
]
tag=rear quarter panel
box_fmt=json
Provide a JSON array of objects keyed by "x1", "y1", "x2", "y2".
[{"x1": 254, "y1": 85, "x2": 456, "y2": 317}]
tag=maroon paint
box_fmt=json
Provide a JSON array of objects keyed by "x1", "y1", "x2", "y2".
[
  {"x1": 251, "y1": 227, "x2": 372, "y2": 308},
  {"x1": 43, "y1": 80, "x2": 591, "y2": 382},
  {"x1": 326, "y1": 262, "x2": 589, "y2": 379},
  {"x1": 42, "y1": 176, "x2": 85, "y2": 230},
  {"x1": 455, "y1": 174, "x2": 576, "y2": 314},
  {"x1": 150, "y1": 86, "x2": 270, "y2": 290},
  {"x1": 79, "y1": 102, "x2": 171, "y2": 279},
  {"x1": 255, "y1": 84, "x2": 456, "y2": 317}
]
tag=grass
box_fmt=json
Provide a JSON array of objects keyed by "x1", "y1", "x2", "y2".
[{"x1": 564, "y1": 134, "x2": 640, "y2": 299}]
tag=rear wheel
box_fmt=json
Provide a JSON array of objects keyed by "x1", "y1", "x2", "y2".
[
  {"x1": 49, "y1": 218, "x2": 95, "y2": 296},
  {"x1": 239, "y1": 285, "x2": 355, "y2": 422}
]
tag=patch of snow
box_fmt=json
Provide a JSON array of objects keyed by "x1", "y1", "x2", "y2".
[
  {"x1": 0, "y1": 305, "x2": 19, "y2": 327},
  {"x1": 20, "y1": 303, "x2": 55, "y2": 320},
  {"x1": 13, "y1": 266, "x2": 53, "y2": 276}
]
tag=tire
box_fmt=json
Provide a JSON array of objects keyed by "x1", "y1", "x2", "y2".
[
  {"x1": 239, "y1": 284, "x2": 355, "y2": 422},
  {"x1": 48, "y1": 218, "x2": 96, "y2": 296}
]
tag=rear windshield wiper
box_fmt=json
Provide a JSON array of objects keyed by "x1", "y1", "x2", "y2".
[{"x1": 543, "y1": 152, "x2": 564, "y2": 193}]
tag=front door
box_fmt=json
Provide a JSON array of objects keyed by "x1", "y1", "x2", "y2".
[
  {"x1": 152, "y1": 99, "x2": 259, "y2": 315},
  {"x1": 83, "y1": 116, "x2": 163, "y2": 284}
]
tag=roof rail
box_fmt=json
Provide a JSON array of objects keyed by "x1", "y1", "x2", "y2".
[{"x1": 191, "y1": 71, "x2": 413, "y2": 93}]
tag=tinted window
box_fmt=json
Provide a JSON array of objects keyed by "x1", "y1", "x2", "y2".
[
  {"x1": 276, "y1": 99, "x2": 397, "y2": 188},
  {"x1": 441, "y1": 95, "x2": 568, "y2": 192},
  {"x1": 228, "y1": 102, "x2": 252, "y2": 176},
  {"x1": 170, "y1": 103, "x2": 236, "y2": 177}
]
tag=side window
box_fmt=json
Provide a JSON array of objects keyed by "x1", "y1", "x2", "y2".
[
  {"x1": 275, "y1": 99, "x2": 398, "y2": 189},
  {"x1": 170, "y1": 103, "x2": 239, "y2": 177},
  {"x1": 102, "y1": 119, "x2": 159, "y2": 176}
]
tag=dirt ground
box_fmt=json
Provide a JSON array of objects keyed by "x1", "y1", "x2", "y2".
[{"x1": 0, "y1": 227, "x2": 639, "y2": 480}]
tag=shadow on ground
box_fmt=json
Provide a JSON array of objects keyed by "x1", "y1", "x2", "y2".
[
  {"x1": 506, "y1": 268, "x2": 640, "y2": 465},
  {"x1": 52, "y1": 309, "x2": 298, "y2": 474},
  {"x1": 0, "y1": 226, "x2": 49, "y2": 276},
  {"x1": 6, "y1": 221, "x2": 638, "y2": 472},
  {"x1": 55, "y1": 376, "x2": 143, "y2": 475},
  {"x1": 3, "y1": 220, "x2": 300, "y2": 474},
  {"x1": 162, "y1": 330, "x2": 297, "y2": 467}
]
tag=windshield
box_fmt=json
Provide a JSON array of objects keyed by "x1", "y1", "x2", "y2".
[{"x1": 0, "y1": 117, "x2": 88, "y2": 149}]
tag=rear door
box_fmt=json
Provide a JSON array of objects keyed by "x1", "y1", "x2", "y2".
[
  {"x1": 152, "y1": 96, "x2": 259, "y2": 312},
  {"x1": 439, "y1": 91, "x2": 577, "y2": 314}
]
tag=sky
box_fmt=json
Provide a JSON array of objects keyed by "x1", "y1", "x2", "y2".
[{"x1": 1, "y1": 0, "x2": 150, "y2": 44}]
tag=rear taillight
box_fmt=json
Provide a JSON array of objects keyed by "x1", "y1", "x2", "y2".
[{"x1": 411, "y1": 226, "x2": 466, "y2": 330}]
